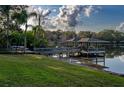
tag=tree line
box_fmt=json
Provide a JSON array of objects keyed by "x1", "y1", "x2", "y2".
[{"x1": 0, "y1": 5, "x2": 124, "y2": 50}]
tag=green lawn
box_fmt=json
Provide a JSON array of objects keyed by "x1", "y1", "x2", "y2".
[{"x1": 0, "y1": 54, "x2": 124, "y2": 87}]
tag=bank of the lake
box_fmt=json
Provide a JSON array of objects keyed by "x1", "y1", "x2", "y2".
[{"x1": 0, "y1": 54, "x2": 124, "y2": 86}]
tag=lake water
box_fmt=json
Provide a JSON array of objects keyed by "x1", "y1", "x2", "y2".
[
  {"x1": 102, "y1": 56, "x2": 124, "y2": 74},
  {"x1": 98, "y1": 48, "x2": 124, "y2": 74}
]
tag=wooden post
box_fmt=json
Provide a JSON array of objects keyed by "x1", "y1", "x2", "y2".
[
  {"x1": 103, "y1": 53, "x2": 105, "y2": 66},
  {"x1": 96, "y1": 53, "x2": 98, "y2": 65}
]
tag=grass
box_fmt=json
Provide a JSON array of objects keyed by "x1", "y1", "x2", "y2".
[{"x1": 0, "y1": 54, "x2": 124, "y2": 86}]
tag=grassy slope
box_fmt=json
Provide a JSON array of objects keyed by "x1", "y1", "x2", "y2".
[{"x1": 0, "y1": 54, "x2": 124, "y2": 86}]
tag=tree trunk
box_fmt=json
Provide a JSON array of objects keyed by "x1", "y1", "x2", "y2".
[
  {"x1": 6, "y1": 14, "x2": 9, "y2": 50},
  {"x1": 33, "y1": 29, "x2": 36, "y2": 49},
  {"x1": 24, "y1": 23, "x2": 27, "y2": 53},
  {"x1": 38, "y1": 16, "x2": 41, "y2": 26}
]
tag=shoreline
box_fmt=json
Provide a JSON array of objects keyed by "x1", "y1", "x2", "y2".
[{"x1": 52, "y1": 56, "x2": 124, "y2": 77}]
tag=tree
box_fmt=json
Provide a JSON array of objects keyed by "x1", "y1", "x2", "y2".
[
  {"x1": 0, "y1": 5, "x2": 11, "y2": 50},
  {"x1": 95, "y1": 29, "x2": 124, "y2": 44},
  {"x1": 0, "y1": 5, "x2": 27, "y2": 50},
  {"x1": 12, "y1": 7, "x2": 37, "y2": 53},
  {"x1": 78, "y1": 31, "x2": 94, "y2": 38},
  {"x1": 31, "y1": 8, "x2": 51, "y2": 47},
  {"x1": 32, "y1": 25, "x2": 46, "y2": 47}
]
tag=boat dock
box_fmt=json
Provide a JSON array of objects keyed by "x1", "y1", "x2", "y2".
[
  {"x1": 34, "y1": 47, "x2": 80, "y2": 56},
  {"x1": 33, "y1": 47, "x2": 105, "y2": 58}
]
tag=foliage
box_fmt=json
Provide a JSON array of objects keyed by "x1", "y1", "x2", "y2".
[
  {"x1": 78, "y1": 31, "x2": 95, "y2": 38},
  {"x1": 8, "y1": 31, "x2": 48, "y2": 48},
  {"x1": 0, "y1": 5, "x2": 48, "y2": 49},
  {"x1": 96, "y1": 29, "x2": 124, "y2": 42},
  {"x1": 9, "y1": 31, "x2": 24, "y2": 46}
]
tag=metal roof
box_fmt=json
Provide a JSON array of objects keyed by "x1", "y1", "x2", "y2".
[
  {"x1": 61, "y1": 38, "x2": 110, "y2": 43},
  {"x1": 78, "y1": 38, "x2": 110, "y2": 43}
]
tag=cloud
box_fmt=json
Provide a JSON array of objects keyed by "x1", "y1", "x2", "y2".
[
  {"x1": 83, "y1": 5, "x2": 94, "y2": 17},
  {"x1": 53, "y1": 5, "x2": 83, "y2": 28},
  {"x1": 52, "y1": 9, "x2": 57, "y2": 12},
  {"x1": 116, "y1": 22, "x2": 124, "y2": 32},
  {"x1": 50, "y1": 5, "x2": 101, "y2": 31},
  {"x1": 83, "y1": 5, "x2": 101, "y2": 17},
  {"x1": 42, "y1": 9, "x2": 51, "y2": 17}
]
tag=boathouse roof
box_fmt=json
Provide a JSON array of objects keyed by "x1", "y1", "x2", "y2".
[
  {"x1": 78, "y1": 38, "x2": 110, "y2": 43},
  {"x1": 62, "y1": 38, "x2": 79, "y2": 43},
  {"x1": 62, "y1": 38, "x2": 110, "y2": 43}
]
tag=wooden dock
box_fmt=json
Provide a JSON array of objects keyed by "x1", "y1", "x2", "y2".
[
  {"x1": 34, "y1": 47, "x2": 81, "y2": 55},
  {"x1": 33, "y1": 47, "x2": 105, "y2": 57},
  {"x1": 81, "y1": 48, "x2": 105, "y2": 54},
  {"x1": 9, "y1": 46, "x2": 106, "y2": 61}
]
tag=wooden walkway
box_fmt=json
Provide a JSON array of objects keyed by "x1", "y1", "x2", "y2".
[
  {"x1": 8, "y1": 47, "x2": 106, "y2": 58},
  {"x1": 33, "y1": 47, "x2": 105, "y2": 57},
  {"x1": 81, "y1": 48, "x2": 105, "y2": 54},
  {"x1": 34, "y1": 47, "x2": 81, "y2": 55}
]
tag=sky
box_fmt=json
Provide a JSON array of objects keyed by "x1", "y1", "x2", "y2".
[{"x1": 27, "y1": 5, "x2": 124, "y2": 32}]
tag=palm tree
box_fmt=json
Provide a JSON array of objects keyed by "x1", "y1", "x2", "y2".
[
  {"x1": 32, "y1": 25, "x2": 45, "y2": 48},
  {"x1": 31, "y1": 8, "x2": 50, "y2": 47},
  {"x1": 0, "y1": 5, "x2": 26, "y2": 50},
  {"x1": 12, "y1": 8, "x2": 37, "y2": 53}
]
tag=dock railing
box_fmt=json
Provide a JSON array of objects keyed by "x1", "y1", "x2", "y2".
[
  {"x1": 34, "y1": 47, "x2": 80, "y2": 55},
  {"x1": 87, "y1": 48, "x2": 105, "y2": 52}
]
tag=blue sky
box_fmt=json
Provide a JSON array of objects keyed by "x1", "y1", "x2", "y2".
[{"x1": 33, "y1": 5, "x2": 124, "y2": 32}]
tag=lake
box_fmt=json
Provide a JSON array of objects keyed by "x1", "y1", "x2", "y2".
[
  {"x1": 103, "y1": 56, "x2": 124, "y2": 74},
  {"x1": 98, "y1": 48, "x2": 124, "y2": 74}
]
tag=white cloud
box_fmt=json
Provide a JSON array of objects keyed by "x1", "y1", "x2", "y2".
[
  {"x1": 52, "y1": 9, "x2": 57, "y2": 12},
  {"x1": 53, "y1": 5, "x2": 83, "y2": 29},
  {"x1": 83, "y1": 5, "x2": 94, "y2": 17},
  {"x1": 50, "y1": 5, "x2": 101, "y2": 31},
  {"x1": 116, "y1": 22, "x2": 124, "y2": 32},
  {"x1": 83, "y1": 5, "x2": 101, "y2": 17}
]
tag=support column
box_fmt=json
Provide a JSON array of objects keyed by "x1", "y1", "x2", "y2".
[{"x1": 96, "y1": 53, "x2": 98, "y2": 64}]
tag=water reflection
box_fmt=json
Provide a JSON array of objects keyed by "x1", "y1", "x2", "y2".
[
  {"x1": 103, "y1": 57, "x2": 124, "y2": 74},
  {"x1": 96, "y1": 48, "x2": 124, "y2": 74},
  {"x1": 119, "y1": 55, "x2": 124, "y2": 62}
]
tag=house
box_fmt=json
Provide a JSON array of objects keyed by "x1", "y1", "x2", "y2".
[{"x1": 60, "y1": 37, "x2": 110, "y2": 48}]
